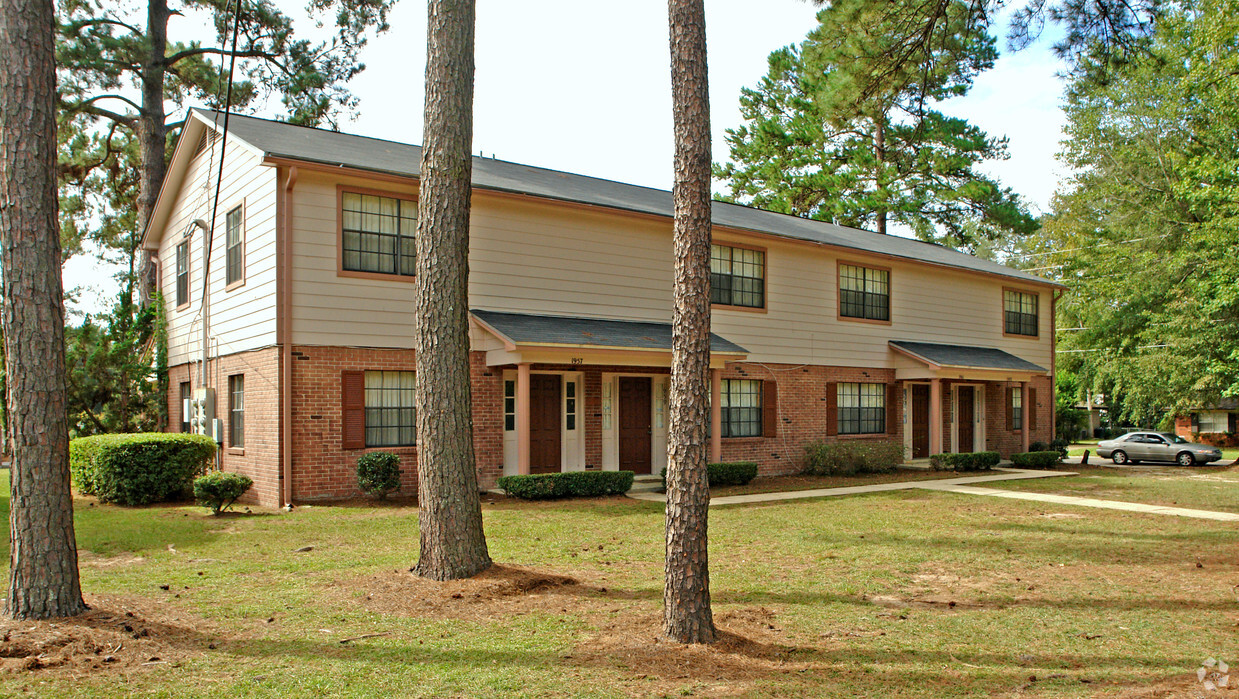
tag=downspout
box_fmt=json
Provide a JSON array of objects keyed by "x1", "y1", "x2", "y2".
[
  {"x1": 279, "y1": 166, "x2": 298, "y2": 508},
  {"x1": 1051, "y1": 288, "x2": 1063, "y2": 441}
]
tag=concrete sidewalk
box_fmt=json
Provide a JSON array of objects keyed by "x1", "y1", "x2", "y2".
[{"x1": 629, "y1": 467, "x2": 1239, "y2": 521}]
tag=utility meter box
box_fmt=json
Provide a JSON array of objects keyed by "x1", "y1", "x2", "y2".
[{"x1": 191, "y1": 388, "x2": 215, "y2": 436}]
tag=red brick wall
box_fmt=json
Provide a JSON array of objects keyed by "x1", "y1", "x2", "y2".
[
  {"x1": 166, "y1": 347, "x2": 282, "y2": 507},
  {"x1": 288, "y1": 346, "x2": 505, "y2": 501},
  {"x1": 983, "y1": 376, "x2": 1054, "y2": 457}
]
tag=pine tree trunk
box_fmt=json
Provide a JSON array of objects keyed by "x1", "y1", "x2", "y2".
[
  {"x1": 136, "y1": 0, "x2": 170, "y2": 306},
  {"x1": 663, "y1": 0, "x2": 716, "y2": 645},
  {"x1": 412, "y1": 0, "x2": 491, "y2": 582},
  {"x1": 874, "y1": 115, "x2": 887, "y2": 235},
  {"x1": 0, "y1": 0, "x2": 88, "y2": 620}
]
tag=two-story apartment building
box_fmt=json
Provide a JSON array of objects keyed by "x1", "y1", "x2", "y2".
[{"x1": 145, "y1": 110, "x2": 1061, "y2": 508}]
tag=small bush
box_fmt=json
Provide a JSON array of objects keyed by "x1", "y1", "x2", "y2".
[
  {"x1": 69, "y1": 433, "x2": 216, "y2": 505},
  {"x1": 1030, "y1": 438, "x2": 1071, "y2": 460},
  {"x1": 930, "y1": 451, "x2": 1000, "y2": 471},
  {"x1": 193, "y1": 472, "x2": 254, "y2": 515},
  {"x1": 659, "y1": 462, "x2": 759, "y2": 488},
  {"x1": 1011, "y1": 451, "x2": 1063, "y2": 469},
  {"x1": 356, "y1": 451, "x2": 402, "y2": 499},
  {"x1": 498, "y1": 471, "x2": 635, "y2": 500},
  {"x1": 803, "y1": 440, "x2": 904, "y2": 476}
]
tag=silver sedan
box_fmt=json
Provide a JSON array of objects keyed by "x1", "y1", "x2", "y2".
[{"x1": 1097, "y1": 432, "x2": 1223, "y2": 466}]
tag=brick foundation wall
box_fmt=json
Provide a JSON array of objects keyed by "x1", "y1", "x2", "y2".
[{"x1": 167, "y1": 347, "x2": 282, "y2": 507}]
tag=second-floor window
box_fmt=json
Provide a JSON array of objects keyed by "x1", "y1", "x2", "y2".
[
  {"x1": 711, "y1": 244, "x2": 765, "y2": 308},
  {"x1": 175, "y1": 241, "x2": 189, "y2": 307},
  {"x1": 720, "y1": 378, "x2": 762, "y2": 437},
  {"x1": 341, "y1": 191, "x2": 417, "y2": 277},
  {"x1": 1004, "y1": 290, "x2": 1038, "y2": 336},
  {"x1": 839, "y1": 263, "x2": 890, "y2": 321},
  {"x1": 838, "y1": 382, "x2": 886, "y2": 434},
  {"x1": 225, "y1": 205, "x2": 244, "y2": 285}
]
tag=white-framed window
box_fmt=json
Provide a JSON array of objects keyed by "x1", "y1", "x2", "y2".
[
  {"x1": 341, "y1": 191, "x2": 417, "y2": 276},
  {"x1": 565, "y1": 380, "x2": 578, "y2": 431},
  {"x1": 1198, "y1": 411, "x2": 1229, "y2": 433},
  {"x1": 838, "y1": 382, "x2": 885, "y2": 434},
  {"x1": 721, "y1": 379, "x2": 762, "y2": 437},
  {"x1": 711, "y1": 244, "x2": 765, "y2": 308},
  {"x1": 175, "y1": 241, "x2": 189, "y2": 306},
  {"x1": 1004, "y1": 290, "x2": 1039, "y2": 336},
  {"x1": 504, "y1": 380, "x2": 516, "y2": 431},
  {"x1": 1011, "y1": 387, "x2": 1023, "y2": 430},
  {"x1": 839, "y1": 264, "x2": 890, "y2": 321},
  {"x1": 228, "y1": 374, "x2": 245, "y2": 447},
  {"x1": 364, "y1": 370, "x2": 416, "y2": 447}
]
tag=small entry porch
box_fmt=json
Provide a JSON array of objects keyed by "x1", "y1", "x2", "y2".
[
  {"x1": 891, "y1": 340, "x2": 1049, "y2": 460},
  {"x1": 471, "y1": 310, "x2": 749, "y2": 477}
]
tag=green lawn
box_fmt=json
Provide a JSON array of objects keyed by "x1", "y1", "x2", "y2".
[
  {"x1": 1, "y1": 471, "x2": 1234, "y2": 697},
  {"x1": 994, "y1": 464, "x2": 1239, "y2": 514}
]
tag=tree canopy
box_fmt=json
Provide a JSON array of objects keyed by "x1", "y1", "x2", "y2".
[
  {"x1": 715, "y1": 0, "x2": 1036, "y2": 248},
  {"x1": 1039, "y1": 0, "x2": 1238, "y2": 425}
]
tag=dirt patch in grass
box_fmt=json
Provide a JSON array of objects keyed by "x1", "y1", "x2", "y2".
[
  {"x1": 345, "y1": 563, "x2": 584, "y2": 621},
  {"x1": 0, "y1": 594, "x2": 215, "y2": 677}
]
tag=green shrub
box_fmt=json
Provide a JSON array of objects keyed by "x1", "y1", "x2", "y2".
[
  {"x1": 69, "y1": 433, "x2": 216, "y2": 505},
  {"x1": 929, "y1": 451, "x2": 1000, "y2": 471},
  {"x1": 356, "y1": 451, "x2": 402, "y2": 499},
  {"x1": 193, "y1": 472, "x2": 254, "y2": 515},
  {"x1": 803, "y1": 440, "x2": 904, "y2": 476},
  {"x1": 498, "y1": 471, "x2": 634, "y2": 500},
  {"x1": 1010, "y1": 451, "x2": 1063, "y2": 469},
  {"x1": 659, "y1": 462, "x2": 760, "y2": 488}
]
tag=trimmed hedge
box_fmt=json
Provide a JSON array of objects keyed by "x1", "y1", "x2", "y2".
[
  {"x1": 1011, "y1": 451, "x2": 1063, "y2": 469},
  {"x1": 1031, "y1": 438, "x2": 1070, "y2": 460},
  {"x1": 659, "y1": 462, "x2": 760, "y2": 488},
  {"x1": 69, "y1": 433, "x2": 216, "y2": 505},
  {"x1": 193, "y1": 472, "x2": 254, "y2": 515},
  {"x1": 803, "y1": 439, "x2": 903, "y2": 476},
  {"x1": 498, "y1": 470, "x2": 635, "y2": 500},
  {"x1": 930, "y1": 451, "x2": 1000, "y2": 472},
  {"x1": 357, "y1": 451, "x2": 402, "y2": 499}
]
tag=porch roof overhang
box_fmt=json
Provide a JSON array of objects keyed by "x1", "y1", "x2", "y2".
[
  {"x1": 890, "y1": 340, "x2": 1048, "y2": 382},
  {"x1": 471, "y1": 310, "x2": 749, "y2": 369}
]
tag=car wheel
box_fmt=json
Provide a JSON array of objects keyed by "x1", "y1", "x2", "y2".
[
  {"x1": 1112, "y1": 450, "x2": 1128, "y2": 465},
  {"x1": 1177, "y1": 451, "x2": 1195, "y2": 467}
]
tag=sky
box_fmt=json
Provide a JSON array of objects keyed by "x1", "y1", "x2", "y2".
[{"x1": 63, "y1": 0, "x2": 1071, "y2": 316}]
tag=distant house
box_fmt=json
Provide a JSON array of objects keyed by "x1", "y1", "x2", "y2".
[
  {"x1": 1175, "y1": 399, "x2": 1238, "y2": 445},
  {"x1": 143, "y1": 110, "x2": 1062, "y2": 507}
]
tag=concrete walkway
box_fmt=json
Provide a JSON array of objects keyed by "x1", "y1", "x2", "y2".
[{"x1": 628, "y1": 467, "x2": 1239, "y2": 521}]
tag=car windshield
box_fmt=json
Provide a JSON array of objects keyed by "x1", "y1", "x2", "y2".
[{"x1": 1160, "y1": 433, "x2": 1188, "y2": 444}]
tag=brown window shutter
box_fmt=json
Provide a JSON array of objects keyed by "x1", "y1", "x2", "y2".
[
  {"x1": 762, "y1": 381, "x2": 778, "y2": 438},
  {"x1": 1006, "y1": 387, "x2": 1014, "y2": 432},
  {"x1": 1029, "y1": 388, "x2": 1038, "y2": 431},
  {"x1": 886, "y1": 383, "x2": 898, "y2": 434},
  {"x1": 342, "y1": 370, "x2": 366, "y2": 449},
  {"x1": 825, "y1": 382, "x2": 838, "y2": 437}
]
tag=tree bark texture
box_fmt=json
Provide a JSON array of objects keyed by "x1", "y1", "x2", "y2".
[
  {"x1": 137, "y1": 0, "x2": 170, "y2": 306},
  {"x1": 663, "y1": 0, "x2": 716, "y2": 645},
  {"x1": 873, "y1": 115, "x2": 887, "y2": 236},
  {"x1": 412, "y1": 0, "x2": 491, "y2": 582},
  {"x1": 0, "y1": 0, "x2": 88, "y2": 619}
]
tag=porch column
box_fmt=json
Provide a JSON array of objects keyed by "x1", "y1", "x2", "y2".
[
  {"x1": 929, "y1": 378, "x2": 943, "y2": 455},
  {"x1": 517, "y1": 363, "x2": 531, "y2": 475},
  {"x1": 710, "y1": 368, "x2": 722, "y2": 463},
  {"x1": 1021, "y1": 380, "x2": 1031, "y2": 453}
]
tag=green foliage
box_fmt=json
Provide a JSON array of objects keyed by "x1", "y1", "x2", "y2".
[
  {"x1": 659, "y1": 462, "x2": 760, "y2": 488},
  {"x1": 1031, "y1": 439, "x2": 1071, "y2": 460},
  {"x1": 497, "y1": 471, "x2": 635, "y2": 500},
  {"x1": 1010, "y1": 451, "x2": 1064, "y2": 469},
  {"x1": 193, "y1": 471, "x2": 254, "y2": 515},
  {"x1": 1040, "y1": 0, "x2": 1239, "y2": 424},
  {"x1": 715, "y1": 0, "x2": 1035, "y2": 248},
  {"x1": 803, "y1": 440, "x2": 904, "y2": 476},
  {"x1": 69, "y1": 433, "x2": 216, "y2": 505},
  {"x1": 930, "y1": 451, "x2": 1000, "y2": 471},
  {"x1": 356, "y1": 452, "x2": 402, "y2": 500}
]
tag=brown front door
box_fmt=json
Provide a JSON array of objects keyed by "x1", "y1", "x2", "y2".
[
  {"x1": 529, "y1": 374, "x2": 561, "y2": 474},
  {"x1": 957, "y1": 386, "x2": 975, "y2": 454},
  {"x1": 619, "y1": 377, "x2": 652, "y2": 475},
  {"x1": 912, "y1": 385, "x2": 930, "y2": 459}
]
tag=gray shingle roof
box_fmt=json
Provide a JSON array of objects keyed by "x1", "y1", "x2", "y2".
[
  {"x1": 890, "y1": 340, "x2": 1047, "y2": 373},
  {"x1": 192, "y1": 109, "x2": 1060, "y2": 288},
  {"x1": 472, "y1": 310, "x2": 748, "y2": 355}
]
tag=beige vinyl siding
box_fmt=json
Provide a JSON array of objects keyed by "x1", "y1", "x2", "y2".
[
  {"x1": 288, "y1": 170, "x2": 1052, "y2": 372},
  {"x1": 157, "y1": 137, "x2": 277, "y2": 366}
]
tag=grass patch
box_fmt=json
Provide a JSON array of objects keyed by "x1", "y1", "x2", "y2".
[
  {"x1": 992, "y1": 464, "x2": 1239, "y2": 514},
  {"x1": 0, "y1": 471, "x2": 1233, "y2": 697},
  {"x1": 709, "y1": 469, "x2": 967, "y2": 497}
]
